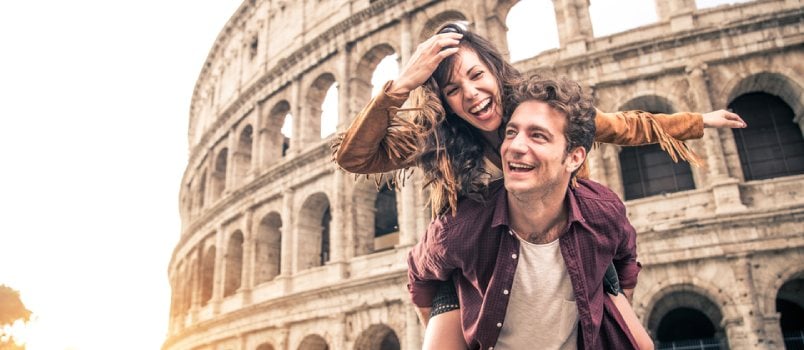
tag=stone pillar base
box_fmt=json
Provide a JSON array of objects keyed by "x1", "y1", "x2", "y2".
[{"x1": 711, "y1": 179, "x2": 747, "y2": 214}]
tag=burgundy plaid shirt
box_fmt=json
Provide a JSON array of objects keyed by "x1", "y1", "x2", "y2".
[{"x1": 408, "y1": 179, "x2": 641, "y2": 349}]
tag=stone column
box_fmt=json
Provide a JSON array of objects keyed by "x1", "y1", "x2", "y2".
[
  {"x1": 552, "y1": 0, "x2": 594, "y2": 56},
  {"x1": 686, "y1": 64, "x2": 746, "y2": 214},
  {"x1": 405, "y1": 304, "x2": 423, "y2": 350},
  {"x1": 280, "y1": 188, "x2": 295, "y2": 276},
  {"x1": 400, "y1": 15, "x2": 413, "y2": 65},
  {"x1": 251, "y1": 102, "x2": 263, "y2": 174},
  {"x1": 337, "y1": 45, "x2": 352, "y2": 132},
  {"x1": 240, "y1": 209, "x2": 254, "y2": 304},
  {"x1": 726, "y1": 253, "x2": 770, "y2": 349},
  {"x1": 655, "y1": 0, "x2": 696, "y2": 32},
  {"x1": 225, "y1": 127, "x2": 238, "y2": 192},
  {"x1": 329, "y1": 169, "x2": 350, "y2": 278},
  {"x1": 602, "y1": 144, "x2": 625, "y2": 199},
  {"x1": 290, "y1": 78, "x2": 303, "y2": 156},
  {"x1": 212, "y1": 224, "x2": 226, "y2": 314},
  {"x1": 397, "y1": 181, "x2": 418, "y2": 247},
  {"x1": 586, "y1": 144, "x2": 606, "y2": 186}
]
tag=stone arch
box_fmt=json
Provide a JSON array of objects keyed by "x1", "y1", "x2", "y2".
[
  {"x1": 616, "y1": 95, "x2": 696, "y2": 200},
  {"x1": 353, "y1": 44, "x2": 398, "y2": 116},
  {"x1": 224, "y1": 230, "x2": 244, "y2": 297},
  {"x1": 502, "y1": 0, "x2": 559, "y2": 61},
  {"x1": 353, "y1": 323, "x2": 400, "y2": 350},
  {"x1": 256, "y1": 343, "x2": 276, "y2": 350},
  {"x1": 200, "y1": 244, "x2": 216, "y2": 305},
  {"x1": 728, "y1": 91, "x2": 804, "y2": 181},
  {"x1": 210, "y1": 148, "x2": 228, "y2": 202},
  {"x1": 776, "y1": 272, "x2": 804, "y2": 344},
  {"x1": 297, "y1": 192, "x2": 331, "y2": 270},
  {"x1": 417, "y1": 10, "x2": 469, "y2": 43},
  {"x1": 297, "y1": 334, "x2": 329, "y2": 350},
  {"x1": 255, "y1": 211, "x2": 282, "y2": 284},
  {"x1": 645, "y1": 286, "x2": 728, "y2": 347},
  {"x1": 304, "y1": 73, "x2": 338, "y2": 141},
  {"x1": 722, "y1": 72, "x2": 804, "y2": 121},
  {"x1": 233, "y1": 124, "x2": 253, "y2": 185},
  {"x1": 262, "y1": 100, "x2": 293, "y2": 167},
  {"x1": 352, "y1": 177, "x2": 379, "y2": 257}
]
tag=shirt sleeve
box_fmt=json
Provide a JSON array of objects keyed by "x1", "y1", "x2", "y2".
[
  {"x1": 407, "y1": 219, "x2": 455, "y2": 308},
  {"x1": 594, "y1": 109, "x2": 704, "y2": 144},
  {"x1": 611, "y1": 199, "x2": 641, "y2": 290},
  {"x1": 333, "y1": 80, "x2": 416, "y2": 173}
]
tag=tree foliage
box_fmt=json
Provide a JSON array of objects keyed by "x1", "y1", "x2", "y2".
[
  {"x1": 0, "y1": 285, "x2": 31, "y2": 350},
  {"x1": 0, "y1": 285, "x2": 31, "y2": 327}
]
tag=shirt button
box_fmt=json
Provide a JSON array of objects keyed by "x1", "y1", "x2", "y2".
[
  {"x1": 503, "y1": 289, "x2": 509, "y2": 295},
  {"x1": 497, "y1": 322, "x2": 502, "y2": 328},
  {"x1": 511, "y1": 253, "x2": 517, "y2": 259}
]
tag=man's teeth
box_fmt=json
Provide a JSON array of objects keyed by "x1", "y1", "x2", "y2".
[
  {"x1": 509, "y1": 162, "x2": 534, "y2": 170},
  {"x1": 469, "y1": 98, "x2": 491, "y2": 114}
]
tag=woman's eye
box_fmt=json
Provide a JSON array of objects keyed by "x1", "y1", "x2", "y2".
[
  {"x1": 472, "y1": 71, "x2": 483, "y2": 79},
  {"x1": 445, "y1": 87, "x2": 458, "y2": 96}
]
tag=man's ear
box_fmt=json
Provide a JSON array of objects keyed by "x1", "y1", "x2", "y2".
[{"x1": 565, "y1": 146, "x2": 587, "y2": 173}]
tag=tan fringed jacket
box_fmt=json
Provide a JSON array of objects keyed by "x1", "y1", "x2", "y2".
[{"x1": 334, "y1": 81, "x2": 703, "y2": 179}]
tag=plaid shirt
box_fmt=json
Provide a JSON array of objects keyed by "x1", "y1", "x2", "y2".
[{"x1": 408, "y1": 179, "x2": 641, "y2": 349}]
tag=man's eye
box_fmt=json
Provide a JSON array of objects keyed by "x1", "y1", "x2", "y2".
[{"x1": 505, "y1": 129, "x2": 516, "y2": 137}]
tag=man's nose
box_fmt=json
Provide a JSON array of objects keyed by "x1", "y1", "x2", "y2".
[{"x1": 508, "y1": 133, "x2": 528, "y2": 153}]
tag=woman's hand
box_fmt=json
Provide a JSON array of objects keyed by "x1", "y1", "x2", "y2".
[
  {"x1": 703, "y1": 109, "x2": 747, "y2": 129},
  {"x1": 389, "y1": 32, "x2": 463, "y2": 95}
]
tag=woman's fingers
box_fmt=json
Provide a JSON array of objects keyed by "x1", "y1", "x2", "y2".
[
  {"x1": 391, "y1": 33, "x2": 462, "y2": 94},
  {"x1": 703, "y1": 109, "x2": 747, "y2": 129}
]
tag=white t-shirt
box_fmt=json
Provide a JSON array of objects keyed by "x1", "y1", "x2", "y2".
[{"x1": 494, "y1": 231, "x2": 579, "y2": 350}]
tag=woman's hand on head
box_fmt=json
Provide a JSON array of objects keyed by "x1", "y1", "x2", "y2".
[
  {"x1": 703, "y1": 109, "x2": 747, "y2": 129},
  {"x1": 389, "y1": 32, "x2": 462, "y2": 95}
]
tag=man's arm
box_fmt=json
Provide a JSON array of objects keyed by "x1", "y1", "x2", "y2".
[
  {"x1": 407, "y1": 219, "x2": 456, "y2": 325},
  {"x1": 611, "y1": 199, "x2": 641, "y2": 292},
  {"x1": 416, "y1": 307, "x2": 433, "y2": 326}
]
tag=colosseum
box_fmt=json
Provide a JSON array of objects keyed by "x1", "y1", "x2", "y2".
[{"x1": 164, "y1": 0, "x2": 804, "y2": 349}]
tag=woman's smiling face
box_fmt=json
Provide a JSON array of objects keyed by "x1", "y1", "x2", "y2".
[{"x1": 440, "y1": 47, "x2": 502, "y2": 132}]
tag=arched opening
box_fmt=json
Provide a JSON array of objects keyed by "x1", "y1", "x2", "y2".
[
  {"x1": 777, "y1": 277, "x2": 804, "y2": 348},
  {"x1": 223, "y1": 231, "x2": 244, "y2": 297},
  {"x1": 298, "y1": 334, "x2": 329, "y2": 350},
  {"x1": 617, "y1": 98, "x2": 695, "y2": 200},
  {"x1": 354, "y1": 324, "x2": 400, "y2": 350},
  {"x1": 589, "y1": 0, "x2": 658, "y2": 37},
  {"x1": 373, "y1": 183, "x2": 399, "y2": 252},
  {"x1": 234, "y1": 125, "x2": 253, "y2": 184},
  {"x1": 262, "y1": 101, "x2": 292, "y2": 166},
  {"x1": 647, "y1": 290, "x2": 727, "y2": 349},
  {"x1": 418, "y1": 11, "x2": 467, "y2": 43},
  {"x1": 297, "y1": 193, "x2": 331, "y2": 270},
  {"x1": 255, "y1": 212, "x2": 282, "y2": 284},
  {"x1": 320, "y1": 83, "x2": 339, "y2": 138},
  {"x1": 505, "y1": 0, "x2": 559, "y2": 61},
  {"x1": 728, "y1": 92, "x2": 804, "y2": 181},
  {"x1": 257, "y1": 343, "x2": 276, "y2": 350},
  {"x1": 371, "y1": 53, "x2": 398, "y2": 96},
  {"x1": 210, "y1": 148, "x2": 228, "y2": 202},
  {"x1": 306, "y1": 73, "x2": 338, "y2": 141},
  {"x1": 200, "y1": 245, "x2": 216, "y2": 305}
]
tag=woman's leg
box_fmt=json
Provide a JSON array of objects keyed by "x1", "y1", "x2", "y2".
[
  {"x1": 610, "y1": 293, "x2": 654, "y2": 350},
  {"x1": 422, "y1": 281, "x2": 467, "y2": 350},
  {"x1": 423, "y1": 309, "x2": 466, "y2": 350}
]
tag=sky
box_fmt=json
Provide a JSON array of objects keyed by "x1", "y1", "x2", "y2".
[{"x1": 0, "y1": 0, "x2": 749, "y2": 349}]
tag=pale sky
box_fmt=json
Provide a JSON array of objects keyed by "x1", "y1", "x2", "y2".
[{"x1": 0, "y1": 1, "x2": 747, "y2": 349}]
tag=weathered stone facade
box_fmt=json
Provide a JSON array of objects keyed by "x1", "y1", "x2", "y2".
[{"x1": 165, "y1": 0, "x2": 804, "y2": 349}]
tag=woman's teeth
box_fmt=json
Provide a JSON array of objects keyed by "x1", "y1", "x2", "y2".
[{"x1": 469, "y1": 98, "x2": 491, "y2": 115}]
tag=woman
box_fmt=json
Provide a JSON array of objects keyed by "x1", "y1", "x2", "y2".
[{"x1": 334, "y1": 22, "x2": 744, "y2": 349}]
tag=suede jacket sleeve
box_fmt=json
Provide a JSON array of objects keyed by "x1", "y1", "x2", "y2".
[
  {"x1": 333, "y1": 80, "x2": 414, "y2": 174},
  {"x1": 594, "y1": 109, "x2": 704, "y2": 144}
]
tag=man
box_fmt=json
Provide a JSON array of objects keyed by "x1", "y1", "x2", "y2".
[{"x1": 408, "y1": 76, "x2": 643, "y2": 349}]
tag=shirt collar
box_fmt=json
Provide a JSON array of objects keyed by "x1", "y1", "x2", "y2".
[{"x1": 489, "y1": 180, "x2": 585, "y2": 229}]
